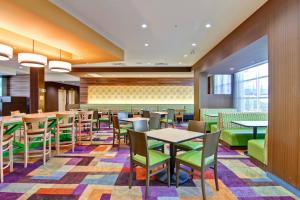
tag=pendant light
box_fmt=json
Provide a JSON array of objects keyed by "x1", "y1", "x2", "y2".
[
  {"x1": 49, "y1": 49, "x2": 71, "y2": 72},
  {"x1": 18, "y1": 40, "x2": 47, "y2": 67},
  {"x1": 0, "y1": 43, "x2": 13, "y2": 61}
]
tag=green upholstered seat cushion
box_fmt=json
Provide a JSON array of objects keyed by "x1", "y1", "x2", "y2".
[
  {"x1": 133, "y1": 150, "x2": 170, "y2": 166},
  {"x1": 160, "y1": 118, "x2": 173, "y2": 123},
  {"x1": 210, "y1": 124, "x2": 218, "y2": 133},
  {"x1": 99, "y1": 117, "x2": 109, "y2": 122},
  {"x1": 92, "y1": 119, "x2": 98, "y2": 123},
  {"x1": 148, "y1": 139, "x2": 164, "y2": 149},
  {"x1": 176, "y1": 150, "x2": 214, "y2": 167},
  {"x1": 206, "y1": 122, "x2": 217, "y2": 132},
  {"x1": 176, "y1": 141, "x2": 203, "y2": 151},
  {"x1": 120, "y1": 123, "x2": 133, "y2": 129},
  {"x1": 248, "y1": 139, "x2": 266, "y2": 164},
  {"x1": 119, "y1": 128, "x2": 127, "y2": 136},
  {"x1": 221, "y1": 128, "x2": 267, "y2": 146}
]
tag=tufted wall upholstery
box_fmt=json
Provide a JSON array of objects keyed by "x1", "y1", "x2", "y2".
[{"x1": 88, "y1": 85, "x2": 194, "y2": 104}]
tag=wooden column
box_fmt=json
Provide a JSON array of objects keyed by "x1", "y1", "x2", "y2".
[
  {"x1": 30, "y1": 68, "x2": 45, "y2": 113},
  {"x1": 193, "y1": 68, "x2": 200, "y2": 120}
]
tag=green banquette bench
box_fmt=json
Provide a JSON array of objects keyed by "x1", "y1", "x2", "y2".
[
  {"x1": 211, "y1": 112, "x2": 268, "y2": 147},
  {"x1": 248, "y1": 132, "x2": 268, "y2": 164},
  {"x1": 200, "y1": 108, "x2": 237, "y2": 132}
]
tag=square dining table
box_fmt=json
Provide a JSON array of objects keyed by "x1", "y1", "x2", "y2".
[
  {"x1": 231, "y1": 121, "x2": 268, "y2": 139},
  {"x1": 145, "y1": 128, "x2": 204, "y2": 184}
]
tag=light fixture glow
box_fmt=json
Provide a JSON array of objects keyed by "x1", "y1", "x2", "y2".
[
  {"x1": 192, "y1": 43, "x2": 197, "y2": 47},
  {"x1": 184, "y1": 54, "x2": 188, "y2": 58},
  {"x1": 144, "y1": 43, "x2": 149, "y2": 47},
  {"x1": 205, "y1": 23, "x2": 211, "y2": 28},
  {"x1": 141, "y1": 24, "x2": 148, "y2": 28},
  {"x1": 0, "y1": 43, "x2": 13, "y2": 61},
  {"x1": 49, "y1": 61, "x2": 72, "y2": 72},
  {"x1": 18, "y1": 53, "x2": 47, "y2": 67},
  {"x1": 18, "y1": 40, "x2": 47, "y2": 67},
  {"x1": 178, "y1": 62, "x2": 182, "y2": 65},
  {"x1": 230, "y1": 67, "x2": 235, "y2": 71}
]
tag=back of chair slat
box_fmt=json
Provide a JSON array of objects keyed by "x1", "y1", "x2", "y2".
[
  {"x1": 188, "y1": 120, "x2": 206, "y2": 133},
  {"x1": 78, "y1": 111, "x2": 93, "y2": 123},
  {"x1": 112, "y1": 115, "x2": 120, "y2": 129},
  {"x1": 142, "y1": 110, "x2": 151, "y2": 118},
  {"x1": 149, "y1": 113, "x2": 161, "y2": 130},
  {"x1": 128, "y1": 129, "x2": 148, "y2": 159},
  {"x1": 56, "y1": 113, "x2": 75, "y2": 129},
  {"x1": 133, "y1": 120, "x2": 149, "y2": 132},
  {"x1": 167, "y1": 109, "x2": 175, "y2": 120},
  {"x1": 202, "y1": 130, "x2": 221, "y2": 161},
  {"x1": 23, "y1": 116, "x2": 48, "y2": 133}
]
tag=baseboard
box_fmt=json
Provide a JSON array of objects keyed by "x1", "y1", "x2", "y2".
[
  {"x1": 266, "y1": 172, "x2": 300, "y2": 197},
  {"x1": 249, "y1": 156, "x2": 267, "y2": 171},
  {"x1": 219, "y1": 140, "x2": 247, "y2": 150}
]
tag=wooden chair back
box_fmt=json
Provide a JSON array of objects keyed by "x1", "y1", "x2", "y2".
[
  {"x1": 142, "y1": 110, "x2": 151, "y2": 118},
  {"x1": 128, "y1": 129, "x2": 148, "y2": 163},
  {"x1": 133, "y1": 120, "x2": 149, "y2": 132},
  {"x1": 78, "y1": 111, "x2": 93, "y2": 123},
  {"x1": 23, "y1": 116, "x2": 48, "y2": 134},
  {"x1": 56, "y1": 113, "x2": 75, "y2": 130},
  {"x1": 112, "y1": 115, "x2": 120, "y2": 129},
  {"x1": 188, "y1": 120, "x2": 206, "y2": 133},
  {"x1": 149, "y1": 113, "x2": 161, "y2": 130},
  {"x1": 202, "y1": 130, "x2": 221, "y2": 165}
]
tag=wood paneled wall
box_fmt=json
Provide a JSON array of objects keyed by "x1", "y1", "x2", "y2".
[
  {"x1": 80, "y1": 78, "x2": 194, "y2": 104},
  {"x1": 7, "y1": 75, "x2": 30, "y2": 97},
  {"x1": 193, "y1": 0, "x2": 300, "y2": 189}
]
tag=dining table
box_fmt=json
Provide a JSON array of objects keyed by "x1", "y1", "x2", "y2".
[
  {"x1": 153, "y1": 111, "x2": 168, "y2": 115},
  {"x1": 145, "y1": 128, "x2": 204, "y2": 184},
  {"x1": 231, "y1": 120, "x2": 268, "y2": 139}
]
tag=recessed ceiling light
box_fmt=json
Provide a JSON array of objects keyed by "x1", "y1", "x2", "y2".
[
  {"x1": 19, "y1": 66, "x2": 23, "y2": 69},
  {"x1": 141, "y1": 24, "x2": 148, "y2": 29},
  {"x1": 192, "y1": 43, "x2": 197, "y2": 47},
  {"x1": 230, "y1": 67, "x2": 235, "y2": 71},
  {"x1": 205, "y1": 23, "x2": 211, "y2": 28},
  {"x1": 178, "y1": 62, "x2": 182, "y2": 65},
  {"x1": 144, "y1": 43, "x2": 149, "y2": 47},
  {"x1": 184, "y1": 54, "x2": 188, "y2": 58},
  {"x1": 147, "y1": 62, "x2": 151, "y2": 65}
]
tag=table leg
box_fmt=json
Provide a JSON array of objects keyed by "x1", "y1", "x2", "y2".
[
  {"x1": 253, "y1": 127, "x2": 258, "y2": 139},
  {"x1": 155, "y1": 143, "x2": 190, "y2": 185}
]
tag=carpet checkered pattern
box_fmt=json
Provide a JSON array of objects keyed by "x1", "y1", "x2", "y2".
[{"x1": 0, "y1": 124, "x2": 298, "y2": 200}]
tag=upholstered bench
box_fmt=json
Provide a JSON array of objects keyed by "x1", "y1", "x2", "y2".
[{"x1": 211, "y1": 112, "x2": 268, "y2": 147}]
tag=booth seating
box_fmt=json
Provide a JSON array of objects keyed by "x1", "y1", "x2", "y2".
[
  {"x1": 200, "y1": 108, "x2": 236, "y2": 132},
  {"x1": 248, "y1": 132, "x2": 268, "y2": 165},
  {"x1": 211, "y1": 112, "x2": 267, "y2": 147}
]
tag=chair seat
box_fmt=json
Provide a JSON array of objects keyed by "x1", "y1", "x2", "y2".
[
  {"x1": 176, "y1": 150, "x2": 214, "y2": 167},
  {"x1": 176, "y1": 141, "x2": 203, "y2": 151},
  {"x1": 160, "y1": 118, "x2": 173, "y2": 123},
  {"x1": 92, "y1": 119, "x2": 98, "y2": 123},
  {"x1": 118, "y1": 128, "x2": 127, "y2": 136},
  {"x1": 133, "y1": 150, "x2": 170, "y2": 166},
  {"x1": 3, "y1": 134, "x2": 13, "y2": 142},
  {"x1": 120, "y1": 123, "x2": 133, "y2": 129},
  {"x1": 99, "y1": 117, "x2": 109, "y2": 122},
  {"x1": 148, "y1": 139, "x2": 164, "y2": 149},
  {"x1": 27, "y1": 128, "x2": 46, "y2": 135},
  {"x1": 59, "y1": 124, "x2": 73, "y2": 128}
]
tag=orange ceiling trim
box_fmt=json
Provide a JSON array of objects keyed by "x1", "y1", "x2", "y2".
[{"x1": 0, "y1": 0, "x2": 124, "y2": 64}]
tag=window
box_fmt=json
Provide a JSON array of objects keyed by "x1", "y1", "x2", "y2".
[
  {"x1": 213, "y1": 75, "x2": 232, "y2": 94},
  {"x1": 234, "y1": 63, "x2": 268, "y2": 112}
]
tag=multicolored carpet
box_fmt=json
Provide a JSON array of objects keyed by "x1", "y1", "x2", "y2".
[{"x1": 0, "y1": 124, "x2": 298, "y2": 200}]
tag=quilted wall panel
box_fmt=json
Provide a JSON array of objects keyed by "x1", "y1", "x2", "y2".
[{"x1": 88, "y1": 85, "x2": 194, "y2": 104}]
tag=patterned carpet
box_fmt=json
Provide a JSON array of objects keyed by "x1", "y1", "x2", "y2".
[{"x1": 0, "y1": 124, "x2": 298, "y2": 200}]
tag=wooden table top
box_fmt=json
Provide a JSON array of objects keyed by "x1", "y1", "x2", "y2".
[
  {"x1": 121, "y1": 117, "x2": 149, "y2": 122},
  {"x1": 153, "y1": 111, "x2": 168, "y2": 115},
  {"x1": 146, "y1": 128, "x2": 204, "y2": 143},
  {"x1": 205, "y1": 113, "x2": 219, "y2": 117}
]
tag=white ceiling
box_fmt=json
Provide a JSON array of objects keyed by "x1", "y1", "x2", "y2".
[{"x1": 51, "y1": 0, "x2": 267, "y2": 67}]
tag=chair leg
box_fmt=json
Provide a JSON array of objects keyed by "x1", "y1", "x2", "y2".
[
  {"x1": 90, "y1": 126, "x2": 93, "y2": 144},
  {"x1": 167, "y1": 160, "x2": 170, "y2": 187},
  {"x1": 129, "y1": 160, "x2": 133, "y2": 189},
  {"x1": 201, "y1": 169, "x2": 206, "y2": 200},
  {"x1": 118, "y1": 135, "x2": 120, "y2": 151},
  {"x1": 56, "y1": 132, "x2": 60, "y2": 155},
  {"x1": 48, "y1": 133, "x2": 52, "y2": 158},
  {"x1": 214, "y1": 163, "x2": 219, "y2": 191},
  {"x1": 9, "y1": 141, "x2": 13, "y2": 172},
  {"x1": 161, "y1": 145, "x2": 164, "y2": 153},
  {"x1": 43, "y1": 135, "x2": 47, "y2": 165},
  {"x1": 145, "y1": 169, "x2": 150, "y2": 200},
  {"x1": 112, "y1": 132, "x2": 115, "y2": 147},
  {"x1": 0, "y1": 147, "x2": 3, "y2": 183},
  {"x1": 72, "y1": 129, "x2": 75, "y2": 152},
  {"x1": 176, "y1": 161, "x2": 180, "y2": 188},
  {"x1": 24, "y1": 135, "x2": 28, "y2": 168}
]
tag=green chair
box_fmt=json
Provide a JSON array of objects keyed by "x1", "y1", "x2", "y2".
[
  {"x1": 132, "y1": 120, "x2": 164, "y2": 152},
  {"x1": 112, "y1": 115, "x2": 127, "y2": 151},
  {"x1": 176, "y1": 120, "x2": 206, "y2": 152},
  {"x1": 176, "y1": 130, "x2": 221, "y2": 200},
  {"x1": 99, "y1": 109, "x2": 111, "y2": 129},
  {"x1": 160, "y1": 109, "x2": 175, "y2": 128},
  {"x1": 149, "y1": 113, "x2": 161, "y2": 130},
  {"x1": 128, "y1": 129, "x2": 170, "y2": 200}
]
